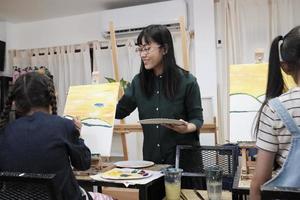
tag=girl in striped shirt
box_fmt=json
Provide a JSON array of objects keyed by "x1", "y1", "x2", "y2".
[{"x1": 250, "y1": 26, "x2": 300, "y2": 200}]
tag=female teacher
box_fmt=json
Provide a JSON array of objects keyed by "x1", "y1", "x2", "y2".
[{"x1": 115, "y1": 24, "x2": 203, "y2": 164}]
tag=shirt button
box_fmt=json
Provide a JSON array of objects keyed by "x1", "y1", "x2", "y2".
[
  {"x1": 157, "y1": 91, "x2": 159, "y2": 94},
  {"x1": 159, "y1": 75, "x2": 162, "y2": 78},
  {"x1": 157, "y1": 144, "x2": 160, "y2": 147},
  {"x1": 156, "y1": 107, "x2": 159, "y2": 111},
  {"x1": 156, "y1": 125, "x2": 159, "y2": 128}
]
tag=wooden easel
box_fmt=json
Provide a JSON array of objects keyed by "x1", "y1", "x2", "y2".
[
  {"x1": 109, "y1": 21, "x2": 129, "y2": 160},
  {"x1": 238, "y1": 141, "x2": 256, "y2": 180},
  {"x1": 179, "y1": 16, "x2": 189, "y2": 71}
]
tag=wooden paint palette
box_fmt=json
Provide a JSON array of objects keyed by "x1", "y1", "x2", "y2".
[{"x1": 100, "y1": 168, "x2": 152, "y2": 180}]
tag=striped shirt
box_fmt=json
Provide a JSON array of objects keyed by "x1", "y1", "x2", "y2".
[{"x1": 256, "y1": 87, "x2": 300, "y2": 168}]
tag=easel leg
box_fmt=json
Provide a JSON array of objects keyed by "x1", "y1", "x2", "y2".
[{"x1": 121, "y1": 133, "x2": 128, "y2": 161}]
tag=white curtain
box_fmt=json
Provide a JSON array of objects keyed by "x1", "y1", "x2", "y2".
[
  {"x1": 221, "y1": 0, "x2": 271, "y2": 65},
  {"x1": 126, "y1": 39, "x2": 142, "y2": 79},
  {"x1": 31, "y1": 49, "x2": 48, "y2": 67},
  {"x1": 93, "y1": 40, "x2": 140, "y2": 84},
  {"x1": 11, "y1": 50, "x2": 31, "y2": 70},
  {"x1": 118, "y1": 40, "x2": 140, "y2": 82},
  {"x1": 215, "y1": 0, "x2": 300, "y2": 142},
  {"x1": 93, "y1": 41, "x2": 114, "y2": 83},
  {"x1": 11, "y1": 44, "x2": 92, "y2": 115},
  {"x1": 270, "y1": 0, "x2": 300, "y2": 39},
  {"x1": 48, "y1": 44, "x2": 92, "y2": 114}
]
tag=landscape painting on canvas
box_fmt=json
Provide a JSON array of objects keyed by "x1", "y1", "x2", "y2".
[
  {"x1": 230, "y1": 63, "x2": 294, "y2": 142},
  {"x1": 64, "y1": 82, "x2": 120, "y2": 156}
]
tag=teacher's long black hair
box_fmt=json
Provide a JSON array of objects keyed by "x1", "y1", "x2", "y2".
[{"x1": 137, "y1": 24, "x2": 187, "y2": 99}]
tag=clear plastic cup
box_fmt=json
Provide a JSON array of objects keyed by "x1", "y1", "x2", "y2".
[
  {"x1": 205, "y1": 166, "x2": 223, "y2": 200},
  {"x1": 163, "y1": 168, "x2": 183, "y2": 200}
]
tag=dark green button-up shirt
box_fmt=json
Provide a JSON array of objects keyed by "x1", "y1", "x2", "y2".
[{"x1": 116, "y1": 70, "x2": 203, "y2": 164}]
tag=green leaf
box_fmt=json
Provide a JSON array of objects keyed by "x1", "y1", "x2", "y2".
[
  {"x1": 105, "y1": 77, "x2": 130, "y2": 90},
  {"x1": 120, "y1": 78, "x2": 130, "y2": 90},
  {"x1": 104, "y1": 77, "x2": 116, "y2": 83}
]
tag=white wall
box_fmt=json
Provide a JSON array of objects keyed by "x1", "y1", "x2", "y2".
[
  {"x1": 191, "y1": 0, "x2": 217, "y2": 109},
  {"x1": 7, "y1": 0, "x2": 187, "y2": 49},
  {"x1": 99, "y1": 0, "x2": 187, "y2": 32},
  {"x1": 187, "y1": 0, "x2": 218, "y2": 144},
  {"x1": 4, "y1": 0, "x2": 218, "y2": 158},
  {"x1": 7, "y1": 12, "x2": 104, "y2": 49},
  {"x1": 0, "y1": 22, "x2": 6, "y2": 41}
]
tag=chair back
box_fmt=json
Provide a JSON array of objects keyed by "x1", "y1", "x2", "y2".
[
  {"x1": 175, "y1": 145, "x2": 238, "y2": 189},
  {"x1": 0, "y1": 172, "x2": 62, "y2": 200}
]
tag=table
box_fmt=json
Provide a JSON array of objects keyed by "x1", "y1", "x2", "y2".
[
  {"x1": 76, "y1": 164, "x2": 169, "y2": 200},
  {"x1": 163, "y1": 189, "x2": 232, "y2": 200},
  {"x1": 232, "y1": 166, "x2": 250, "y2": 200}
]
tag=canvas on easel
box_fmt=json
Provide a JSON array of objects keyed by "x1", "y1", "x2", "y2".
[
  {"x1": 64, "y1": 82, "x2": 120, "y2": 156},
  {"x1": 229, "y1": 63, "x2": 294, "y2": 142}
]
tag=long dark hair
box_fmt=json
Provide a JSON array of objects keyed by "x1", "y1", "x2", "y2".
[
  {"x1": 255, "y1": 26, "x2": 300, "y2": 136},
  {"x1": 0, "y1": 72, "x2": 57, "y2": 128},
  {"x1": 137, "y1": 24, "x2": 185, "y2": 99}
]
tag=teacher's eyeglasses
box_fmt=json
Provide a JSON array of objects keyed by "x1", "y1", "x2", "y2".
[{"x1": 135, "y1": 45, "x2": 161, "y2": 55}]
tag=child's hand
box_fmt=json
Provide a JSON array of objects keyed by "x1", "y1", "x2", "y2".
[{"x1": 73, "y1": 116, "x2": 82, "y2": 133}]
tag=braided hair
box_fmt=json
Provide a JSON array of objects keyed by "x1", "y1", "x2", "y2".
[{"x1": 0, "y1": 72, "x2": 57, "y2": 128}]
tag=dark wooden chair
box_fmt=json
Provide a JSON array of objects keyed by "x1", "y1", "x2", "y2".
[
  {"x1": 175, "y1": 145, "x2": 238, "y2": 190},
  {"x1": 261, "y1": 185, "x2": 300, "y2": 200},
  {"x1": 0, "y1": 171, "x2": 62, "y2": 200}
]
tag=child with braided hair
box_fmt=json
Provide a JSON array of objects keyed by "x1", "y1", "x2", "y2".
[{"x1": 0, "y1": 72, "x2": 113, "y2": 200}]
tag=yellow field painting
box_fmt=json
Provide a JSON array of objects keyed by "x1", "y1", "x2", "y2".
[
  {"x1": 230, "y1": 63, "x2": 295, "y2": 97},
  {"x1": 64, "y1": 82, "x2": 120, "y2": 126},
  {"x1": 229, "y1": 63, "x2": 295, "y2": 142}
]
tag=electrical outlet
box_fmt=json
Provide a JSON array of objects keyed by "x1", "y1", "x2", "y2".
[{"x1": 216, "y1": 39, "x2": 222, "y2": 48}]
